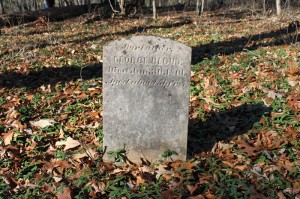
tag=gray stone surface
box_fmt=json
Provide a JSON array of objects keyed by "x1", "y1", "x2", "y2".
[{"x1": 103, "y1": 36, "x2": 191, "y2": 162}]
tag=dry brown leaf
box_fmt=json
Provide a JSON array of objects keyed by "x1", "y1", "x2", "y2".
[
  {"x1": 101, "y1": 162, "x2": 115, "y2": 171},
  {"x1": 5, "y1": 108, "x2": 19, "y2": 119},
  {"x1": 184, "y1": 161, "x2": 200, "y2": 172},
  {"x1": 234, "y1": 165, "x2": 249, "y2": 171},
  {"x1": 53, "y1": 176, "x2": 62, "y2": 182},
  {"x1": 276, "y1": 158, "x2": 299, "y2": 172},
  {"x1": 59, "y1": 114, "x2": 69, "y2": 120},
  {"x1": 189, "y1": 195, "x2": 206, "y2": 199},
  {"x1": 236, "y1": 137, "x2": 261, "y2": 157},
  {"x1": 186, "y1": 183, "x2": 198, "y2": 196},
  {"x1": 199, "y1": 175, "x2": 212, "y2": 185},
  {"x1": 171, "y1": 159, "x2": 185, "y2": 170},
  {"x1": 205, "y1": 189, "x2": 218, "y2": 199},
  {"x1": 0, "y1": 173, "x2": 18, "y2": 188},
  {"x1": 72, "y1": 152, "x2": 88, "y2": 161},
  {"x1": 278, "y1": 191, "x2": 286, "y2": 199},
  {"x1": 287, "y1": 77, "x2": 299, "y2": 87},
  {"x1": 222, "y1": 161, "x2": 235, "y2": 168},
  {"x1": 11, "y1": 120, "x2": 26, "y2": 130},
  {"x1": 203, "y1": 76, "x2": 219, "y2": 97},
  {"x1": 268, "y1": 90, "x2": 283, "y2": 99},
  {"x1": 59, "y1": 128, "x2": 64, "y2": 138},
  {"x1": 72, "y1": 147, "x2": 97, "y2": 161},
  {"x1": 30, "y1": 119, "x2": 56, "y2": 128},
  {"x1": 57, "y1": 186, "x2": 72, "y2": 199},
  {"x1": 136, "y1": 175, "x2": 146, "y2": 186},
  {"x1": 156, "y1": 164, "x2": 172, "y2": 180},
  {"x1": 55, "y1": 137, "x2": 81, "y2": 151},
  {"x1": 287, "y1": 96, "x2": 300, "y2": 111},
  {"x1": 2, "y1": 131, "x2": 13, "y2": 145},
  {"x1": 25, "y1": 140, "x2": 37, "y2": 151},
  {"x1": 53, "y1": 160, "x2": 72, "y2": 169},
  {"x1": 162, "y1": 189, "x2": 180, "y2": 199}
]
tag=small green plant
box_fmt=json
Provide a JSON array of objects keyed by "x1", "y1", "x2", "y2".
[
  {"x1": 55, "y1": 150, "x2": 67, "y2": 160},
  {"x1": 135, "y1": 178, "x2": 164, "y2": 198},
  {"x1": 107, "y1": 149, "x2": 127, "y2": 163},
  {"x1": 161, "y1": 149, "x2": 178, "y2": 161},
  {"x1": 0, "y1": 178, "x2": 10, "y2": 196},
  {"x1": 106, "y1": 175, "x2": 132, "y2": 198},
  {"x1": 190, "y1": 86, "x2": 200, "y2": 96},
  {"x1": 0, "y1": 97, "x2": 5, "y2": 104},
  {"x1": 18, "y1": 104, "x2": 34, "y2": 123}
]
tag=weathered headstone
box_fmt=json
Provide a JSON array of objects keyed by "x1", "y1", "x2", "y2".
[{"x1": 103, "y1": 36, "x2": 191, "y2": 162}]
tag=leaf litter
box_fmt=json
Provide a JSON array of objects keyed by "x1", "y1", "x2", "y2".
[{"x1": 0, "y1": 9, "x2": 300, "y2": 198}]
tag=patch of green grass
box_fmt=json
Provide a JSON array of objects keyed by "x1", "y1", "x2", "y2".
[{"x1": 135, "y1": 179, "x2": 164, "y2": 198}]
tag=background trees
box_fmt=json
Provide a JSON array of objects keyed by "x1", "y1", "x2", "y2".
[{"x1": 0, "y1": 0, "x2": 298, "y2": 15}]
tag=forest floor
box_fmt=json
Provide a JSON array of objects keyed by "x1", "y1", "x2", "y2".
[{"x1": 0, "y1": 8, "x2": 300, "y2": 199}]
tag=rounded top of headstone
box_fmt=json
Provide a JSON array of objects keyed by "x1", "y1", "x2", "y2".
[{"x1": 105, "y1": 35, "x2": 191, "y2": 53}]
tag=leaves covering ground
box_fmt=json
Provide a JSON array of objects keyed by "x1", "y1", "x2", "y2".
[{"x1": 0, "y1": 8, "x2": 299, "y2": 199}]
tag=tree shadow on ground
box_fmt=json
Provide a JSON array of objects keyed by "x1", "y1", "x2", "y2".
[
  {"x1": 0, "y1": 63, "x2": 102, "y2": 90},
  {"x1": 187, "y1": 103, "x2": 271, "y2": 157},
  {"x1": 0, "y1": 20, "x2": 298, "y2": 90},
  {"x1": 68, "y1": 19, "x2": 194, "y2": 44},
  {"x1": 210, "y1": 9, "x2": 258, "y2": 20},
  {"x1": 192, "y1": 20, "x2": 299, "y2": 64},
  {"x1": 0, "y1": 18, "x2": 192, "y2": 59}
]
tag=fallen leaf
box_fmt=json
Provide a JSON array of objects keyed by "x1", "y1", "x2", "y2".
[
  {"x1": 222, "y1": 161, "x2": 235, "y2": 168},
  {"x1": 162, "y1": 189, "x2": 179, "y2": 199},
  {"x1": 189, "y1": 195, "x2": 205, "y2": 199},
  {"x1": 53, "y1": 176, "x2": 62, "y2": 182},
  {"x1": 30, "y1": 119, "x2": 56, "y2": 128},
  {"x1": 55, "y1": 137, "x2": 81, "y2": 151},
  {"x1": 187, "y1": 183, "x2": 198, "y2": 195},
  {"x1": 57, "y1": 186, "x2": 72, "y2": 199},
  {"x1": 203, "y1": 76, "x2": 219, "y2": 97},
  {"x1": 2, "y1": 131, "x2": 13, "y2": 146},
  {"x1": 205, "y1": 189, "x2": 217, "y2": 199},
  {"x1": 287, "y1": 77, "x2": 299, "y2": 87},
  {"x1": 234, "y1": 165, "x2": 249, "y2": 171},
  {"x1": 278, "y1": 191, "x2": 286, "y2": 199},
  {"x1": 72, "y1": 153, "x2": 88, "y2": 160},
  {"x1": 0, "y1": 173, "x2": 18, "y2": 188},
  {"x1": 156, "y1": 164, "x2": 172, "y2": 180},
  {"x1": 268, "y1": 90, "x2": 283, "y2": 99},
  {"x1": 72, "y1": 147, "x2": 97, "y2": 161}
]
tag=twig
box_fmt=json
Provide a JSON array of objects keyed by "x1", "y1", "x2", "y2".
[{"x1": 108, "y1": 0, "x2": 120, "y2": 13}]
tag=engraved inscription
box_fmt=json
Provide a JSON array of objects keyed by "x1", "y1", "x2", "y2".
[
  {"x1": 124, "y1": 44, "x2": 172, "y2": 52},
  {"x1": 114, "y1": 56, "x2": 181, "y2": 66},
  {"x1": 108, "y1": 78, "x2": 185, "y2": 87},
  {"x1": 108, "y1": 67, "x2": 186, "y2": 77}
]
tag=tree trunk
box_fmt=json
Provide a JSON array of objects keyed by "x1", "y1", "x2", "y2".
[
  {"x1": 196, "y1": 0, "x2": 200, "y2": 15},
  {"x1": 186, "y1": 0, "x2": 191, "y2": 7},
  {"x1": 0, "y1": 0, "x2": 5, "y2": 14},
  {"x1": 276, "y1": 0, "x2": 281, "y2": 15},
  {"x1": 119, "y1": 0, "x2": 125, "y2": 15},
  {"x1": 158, "y1": 0, "x2": 162, "y2": 7},
  {"x1": 196, "y1": 0, "x2": 204, "y2": 16},
  {"x1": 64, "y1": 0, "x2": 70, "y2": 6},
  {"x1": 85, "y1": 0, "x2": 91, "y2": 12},
  {"x1": 262, "y1": 0, "x2": 266, "y2": 15},
  {"x1": 286, "y1": 0, "x2": 290, "y2": 11},
  {"x1": 201, "y1": 0, "x2": 204, "y2": 15},
  {"x1": 152, "y1": 0, "x2": 157, "y2": 19}
]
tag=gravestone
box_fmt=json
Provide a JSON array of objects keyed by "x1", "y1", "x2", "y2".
[{"x1": 103, "y1": 36, "x2": 191, "y2": 162}]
